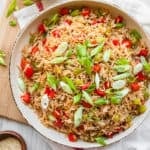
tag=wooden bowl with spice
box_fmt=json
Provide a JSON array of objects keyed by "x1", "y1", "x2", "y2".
[{"x1": 0, "y1": 130, "x2": 26, "y2": 150}]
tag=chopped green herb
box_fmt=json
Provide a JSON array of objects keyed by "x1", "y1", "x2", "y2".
[
  {"x1": 17, "y1": 77, "x2": 26, "y2": 92},
  {"x1": 112, "y1": 72, "x2": 131, "y2": 80},
  {"x1": 9, "y1": 20, "x2": 17, "y2": 26},
  {"x1": 0, "y1": 57, "x2": 6, "y2": 66},
  {"x1": 60, "y1": 81, "x2": 73, "y2": 94},
  {"x1": 29, "y1": 34, "x2": 36, "y2": 44},
  {"x1": 85, "y1": 83, "x2": 96, "y2": 93},
  {"x1": 130, "y1": 29, "x2": 141, "y2": 43},
  {"x1": 50, "y1": 57, "x2": 67, "y2": 64},
  {"x1": 70, "y1": 9, "x2": 80, "y2": 16},
  {"x1": 82, "y1": 91, "x2": 93, "y2": 106},
  {"x1": 76, "y1": 44, "x2": 87, "y2": 57},
  {"x1": 95, "y1": 137, "x2": 107, "y2": 146},
  {"x1": 6, "y1": 0, "x2": 17, "y2": 17},
  {"x1": 0, "y1": 50, "x2": 6, "y2": 57},
  {"x1": 63, "y1": 77, "x2": 77, "y2": 92},
  {"x1": 115, "y1": 22, "x2": 125, "y2": 28},
  {"x1": 114, "y1": 65, "x2": 131, "y2": 73},
  {"x1": 90, "y1": 40, "x2": 105, "y2": 57},
  {"x1": 47, "y1": 73, "x2": 58, "y2": 90},
  {"x1": 74, "y1": 106, "x2": 83, "y2": 127},
  {"x1": 29, "y1": 82, "x2": 40, "y2": 93},
  {"x1": 73, "y1": 94, "x2": 82, "y2": 104},
  {"x1": 110, "y1": 96, "x2": 122, "y2": 104},
  {"x1": 94, "y1": 98, "x2": 109, "y2": 106},
  {"x1": 116, "y1": 58, "x2": 129, "y2": 65},
  {"x1": 23, "y1": 0, "x2": 34, "y2": 6}
]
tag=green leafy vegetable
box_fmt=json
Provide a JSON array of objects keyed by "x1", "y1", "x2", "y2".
[
  {"x1": 95, "y1": 137, "x2": 107, "y2": 146},
  {"x1": 0, "y1": 50, "x2": 6, "y2": 57},
  {"x1": 17, "y1": 77, "x2": 26, "y2": 92},
  {"x1": 115, "y1": 23, "x2": 125, "y2": 28},
  {"x1": 112, "y1": 80, "x2": 126, "y2": 90},
  {"x1": 47, "y1": 73, "x2": 58, "y2": 90},
  {"x1": 50, "y1": 14, "x2": 60, "y2": 25},
  {"x1": 112, "y1": 72, "x2": 131, "y2": 80},
  {"x1": 23, "y1": 0, "x2": 34, "y2": 6},
  {"x1": 113, "y1": 65, "x2": 131, "y2": 73},
  {"x1": 76, "y1": 44, "x2": 87, "y2": 57},
  {"x1": 74, "y1": 106, "x2": 83, "y2": 127},
  {"x1": 85, "y1": 83, "x2": 96, "y2": 93},
  {"x1": 0, "y1": 57, "x2": 6, "y2": 66},
  {"x1": 95, "y1": 73, "x2": 100, "y2": 89},
  {"x1": 9, "y1": 20, "x2": 17, "y2": 26},
  {"x1": 133, "y1": 63, "x2": 143, "y2": 74},
  {"x1": 29, "y1": 82, "x2": 39, "y2": 93},
  {"x1": 6, "y1": 0, "x2": 17, "y2": 17},
  {"x1": 65, "y1": 49, "x2": 73, "y2": 57},
  {"x1": 73, "y1": 94, "x2": 82, "y2": 104},
  {"x1": 70, "y1": 9, "x2": 80, "y2": 16},
  {"x1": 94, "y1": 98, "x2": 109, "y2": 106},
  {"x1": 130, "y1": 29, "x2": 142, "y2": 43},
  {"x1": 90, "y1": 40, "x2": 105, "y2": 57},
  {"x1": 50, "y1": 57, "x2": 67, "y2": 64},
  {"x1": 110, "y1": 96, "x2": 122, "y2": 104},
  {"x1": 53, "y1": 42, "x2": 68, "y2": 57},
  {"x1": 140, "y1": 56, "x2": 150, "y2": 73},
  {"x1": 103, "y1": 49, "x2": 111, "y2": 62},
  {"x1": 60, "y1": 81, "x2": 73, "y2": 94},
  {"x1": 116, "y1": 58, "x2": 129, "y2": 65},
  {"x1": 82, "y1": 91, "x2": 93, "y2": 106},
  {"x1": 29, "y1": 34, "x2": 36, "y2": 44},
  {"x1": 63, "y1": 77, "x2": 77, "y2": 92},
  {"x1": 114, "y1": 88, "x2": 130, "y2": 98}
]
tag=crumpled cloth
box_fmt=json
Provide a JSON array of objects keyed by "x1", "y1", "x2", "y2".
[{"x1": 14, "y1": 0, "x2": 150, "y2": 150}]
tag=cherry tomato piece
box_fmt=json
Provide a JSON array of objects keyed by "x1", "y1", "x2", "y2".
[
  {"x1": 21, "y1": 93, "x2": 31, "y2": 104},
  {"x1": 68, "y1": 133, "x2": 77, "y2": 142}
]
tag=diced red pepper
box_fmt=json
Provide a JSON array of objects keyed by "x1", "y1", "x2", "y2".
[
  {"x1": 52, "y1": 30, "x2": 61, "y2": 38},
  {"x1": 36, "y1": 1, "x2": 44, "y2": 11},
  {"x1": 130, "y1": 82, "x2": 140, "y2": 91},
  {"x1": 24, "y1": 64, "x2": 34, "y2": 79},
  {"x1": 112, "y1": 39, "x2": 120, "y2": 46},
  {"x1": 31, "y1": 46, "x2": 39, "y2": 54},
  {"x1": 91, "y1": 39, "x2": 97, "y2": 45},
  {"x1": 38, "y1": 23, "x2": 46, "y2": 34},
  {"x1": 97, "y1": 17, "x2": 106, "y2": 23},
  {"x1": 104, "y1": 81, "x2": 111, "y2": 89},
  {"x1": 136, "y1": 71, "x2": 147, "y2": 81},
  {"x1": 20, "y1": 58, "x2": 28, "y2": 70},
  {"x1": 64, "y1": 19, "x2": 72, "y2": 25},
  {"x1": 21, "y1": 92, "x2": 31, "y2": 104},
  {"x1": 81, "y1": 7, "x2": 91, "y2": 17},
  {"x1": 44, "y1": 87, "x2": 56, "y2": 99},
  {"x1": 122, "y1": 39, "x2": 132, "y2": 48},
  {"x1": 53, "y1": 119, "x2": 63, "y2": 128},
  {"x1": 81, "y1": 82, "x2": 90, "y2": 90},
  {"x1": 95, "y1": 89, "x2": 106, "y2": 97},
  {"x1": 50, "y1": 45, "x2": 58, "y2": 52},
  {"x1": 42, "y1": 38, "x2": 47, "y2": 45},
  {"x1": 105, "y1": 132, "x2": 113, "y2": 138},
  {"x1": 52, "y1": 109, "x2": 61, "y2": 119},
  {"x1": 59, "y1": 7, "x2": 69, "y2": 15},
  {"x1": 68, "y1": 133, "x2": 77, "y2": 142},
  {"x1": 93, "y1": 64, "x2": 101, "y2": 73},
  {"x1": 138, "y1": 49, "x2": 149, "y2": 57},
  {"x1": 115, "y1": 16, "x2": 123, "y2": 23},
  {"x1": 81, "y1": 101, "x2": 92, "y2": 108},
  {"x1": 91, "y1": 19, "x2": 97, "y2": 25}
]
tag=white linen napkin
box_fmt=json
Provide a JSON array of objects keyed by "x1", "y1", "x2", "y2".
[{"x1": 13, "y1": 0, "x2": 150, "y2": 150}]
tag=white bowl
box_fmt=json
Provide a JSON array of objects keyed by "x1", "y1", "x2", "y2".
[{"x1": 10, "y1": 0, "x2": 150, "y2": 148}]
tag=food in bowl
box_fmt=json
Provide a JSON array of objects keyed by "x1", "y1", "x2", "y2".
[{"x1": 18, "y1": 6, "x2": 150, "y2": 145}]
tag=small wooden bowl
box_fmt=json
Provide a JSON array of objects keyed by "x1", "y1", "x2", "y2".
[{"x1": 0, "y1": 130, "x2": 26, "y2": 150}]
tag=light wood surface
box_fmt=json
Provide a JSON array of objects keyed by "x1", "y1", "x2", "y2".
[{"x1": 0, "y1": 0, "x2": 27, "y2": 124}]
